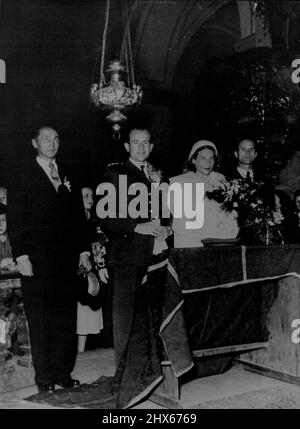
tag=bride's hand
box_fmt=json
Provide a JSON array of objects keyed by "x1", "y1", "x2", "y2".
[
  {"x1": 208, "y1": 173, "x2": 228, "y2": 190},
  {"x1": 218, "y1": 178, "x2": 228, "y2": 190},
  {"x1": 211, "y1": 177, "x2": 227, "y2": 190}
]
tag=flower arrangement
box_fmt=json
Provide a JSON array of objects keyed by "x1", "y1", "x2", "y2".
[{"x1": 206, "y1": 177, "x2": 284, "y2": 245}]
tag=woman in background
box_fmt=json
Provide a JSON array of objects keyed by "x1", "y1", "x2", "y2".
[{"x1": 77, "y1": 186, "x2": 108, "y2": 352}]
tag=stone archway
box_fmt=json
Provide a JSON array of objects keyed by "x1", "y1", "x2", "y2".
[{"x1": 121, "y1": 1, "x2": 264, "y2": 92}]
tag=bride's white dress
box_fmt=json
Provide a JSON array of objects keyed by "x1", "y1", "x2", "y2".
[{"x1": 169, "y1": 171, "x2": 239, "y2": 248}]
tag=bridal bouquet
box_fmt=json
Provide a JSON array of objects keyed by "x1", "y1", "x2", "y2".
[{"x1": 206, "y1": 178, "x2": 284, "y2": 244}]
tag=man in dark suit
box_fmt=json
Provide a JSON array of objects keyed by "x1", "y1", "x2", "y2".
[
  {"x1": 7, "y1": 126, "x2": 91, "y2": 394},
  {"x1": 228, "y1": 138, "x2": 274, "y2": 203},
  {"x1": 99, "y1": 127, "x2": 172, "y2": 367},
  {"x1": 228, "y1": 138, "x2": 265, "y2": 182}
]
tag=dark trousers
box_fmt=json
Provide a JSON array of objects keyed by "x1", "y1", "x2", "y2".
[
  {"x1": 22, "y1": 274, "x2": 77, "y2": 385},
  {"x1": 111, "y1": 265, "x2": 147, "y2": 367}
]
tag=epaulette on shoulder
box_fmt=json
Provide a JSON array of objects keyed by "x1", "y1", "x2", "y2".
[
  {"x1": 106, "y1": 161, "x2": 126, "y2": 173},
  {"x1": 107, "y1": 162, "x2": 119, "y2": 167}
]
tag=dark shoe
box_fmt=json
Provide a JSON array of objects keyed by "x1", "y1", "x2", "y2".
[
  {"x1": 37, "y1": 383, "x2": 55, "y2": 394},
  {"x1": 56, "y1": 377, "x2": 80, "y2": 389}
]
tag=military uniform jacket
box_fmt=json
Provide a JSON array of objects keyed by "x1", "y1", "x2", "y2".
[{"x1": 99, "y1": 159, "x2": 171, "y2": 266}]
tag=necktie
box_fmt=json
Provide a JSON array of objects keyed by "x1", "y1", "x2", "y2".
[
  {"x1": 140, "y1": 165, "x2": 148, "y2": 180},
  {"x1": 246, "y1": 171, "x2": 252, "y2": 181},
  {"x1": 49, "y1": 162, "x2": 62, "y2": 190}
]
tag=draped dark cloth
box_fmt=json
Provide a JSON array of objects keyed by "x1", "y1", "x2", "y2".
[{"x1": 161, "y1": 244, "x2": 300, "y2": 377}]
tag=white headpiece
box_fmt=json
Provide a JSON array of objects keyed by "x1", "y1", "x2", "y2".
[{"x1": 188, "y1": 140, "x2": 218, "y2": 161}]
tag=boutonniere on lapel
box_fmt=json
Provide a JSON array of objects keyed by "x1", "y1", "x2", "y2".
[
  {"x1": 148, "y1": 164, "x2": 162, "y2": 187},
  {"x1": 63, "y1": 177, "x2": 71, "y2": 192}
]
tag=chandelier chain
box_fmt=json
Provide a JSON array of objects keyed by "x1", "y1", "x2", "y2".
[
  {"x1": 100, "y1": 0, "x2": 111, "y2": 88},
  {"x1": 121, "y1": 3, "x2": 130, "y2": 86},
  {"x1": 124, "y1": 0, "x2": 135, "y2": 86},
  {"x1": 124, "y1": 43, "x2": 130, "y2": 86}
]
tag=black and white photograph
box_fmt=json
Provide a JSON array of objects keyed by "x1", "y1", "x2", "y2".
[{"x1": 1, "y1": 0, "x2": 300, "y2": 413}]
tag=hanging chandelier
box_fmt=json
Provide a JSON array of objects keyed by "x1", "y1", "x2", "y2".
[{"x1": 90, "y1": 0, "x2": 143, "y2": 139}]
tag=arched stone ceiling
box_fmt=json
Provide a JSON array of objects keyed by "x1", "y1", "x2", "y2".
[{"x1": 128, "y1": 0, "x2": 253, "y2": 90}]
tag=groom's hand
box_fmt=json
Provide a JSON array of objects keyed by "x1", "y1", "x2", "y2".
[
  {"x1": 134, "y1": 221, "x2": 162, "y2": 237},
  {"x1": 17, "y1": 256, "x2": 33, "y2": 277},
  {"x1": 156, "y1": 226, "x2": 169, "y2": 240}
]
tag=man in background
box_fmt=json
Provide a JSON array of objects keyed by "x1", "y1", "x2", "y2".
[{"x1": 230, "y1": 138, "x2": 260, "y2": 181}]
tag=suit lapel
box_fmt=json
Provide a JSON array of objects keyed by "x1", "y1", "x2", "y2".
[
  {"x1": 34, "y1": 159, "x2": 70, "y2": 194},
  {"x1": 57, "y1": 162, "x2": 67, "y2": 184},
  {"x1": 34, "y1": 160, "x2": 58, "y2": 194}
]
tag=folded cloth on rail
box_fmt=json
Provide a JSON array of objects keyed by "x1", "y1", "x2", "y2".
[{"x1": 169, "y1": 245, "x2": 300, "y2": 293}]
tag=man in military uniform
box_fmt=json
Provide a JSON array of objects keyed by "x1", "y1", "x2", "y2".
[{"x1": 99, "y1": 128, "x2": 171, "y2": 385}]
